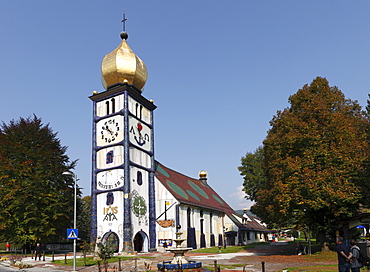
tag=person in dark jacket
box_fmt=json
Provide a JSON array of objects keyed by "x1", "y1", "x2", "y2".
[
  {"x1": 336, "y1": 237, "x2": 350, "y2": 272},
  {"x1": 348, "y1": 239, "x2": 362, "y2": 272},
  {"x1": 35, "y1": 243, "x2": 42, "y2": 261}
]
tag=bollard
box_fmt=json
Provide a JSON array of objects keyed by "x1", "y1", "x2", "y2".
[
  {"x1": 64, "y1": 253, "x2": 67, "y2": 264},
  {"x1": 134, "y1": 258, "x2": 138, "y2": 272},
  {"x1": 52, "y1": 251, "x2": 54, "y2": 262},
  {"x1": 261, "y1": 261, "x2": 265, "y2": 272},
  {"x1": 43, "y1": 251, "x2": 45, "y2": 261},
  {"x1": 214, "y1": 260, "x2": 218, "y2": 271},
  {"x1": 118, "y1": 257, "x2": 122, "y2": 271}
]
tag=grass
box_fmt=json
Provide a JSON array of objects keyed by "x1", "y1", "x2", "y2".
[
  {"x1": 204, "y1": 263, "x2": 248, "y2": 270},
  {"x1": 191, "y1": 242, "x2": 269, "y2": 254},
  {"x1": 303, "y1": 250, "x2": 337, "y2": 262},
  {"x1": 278, "y1": 251, "x2": 338, "y2": 272},
  {"x1": 52, "y1": 255, "x2": 153, "y2": 267},
  {"x1": 198, "y1": 243, "x2": 338, "y2": 272}
]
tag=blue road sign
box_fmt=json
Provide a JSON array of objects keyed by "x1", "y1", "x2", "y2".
[{"x1": 67, "y1": 229, "x2": 78, "y2": 239}]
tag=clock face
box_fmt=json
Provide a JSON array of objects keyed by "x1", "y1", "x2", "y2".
[
  {"x1": 96, "y1": 116, "x2": 124, "y2": 146},
  {"x1": 97, "y1": 169, "x2": 124, "y2": 191},
  {"x1": 129, "y1": 116, "x2": 151, "y2": 152}
]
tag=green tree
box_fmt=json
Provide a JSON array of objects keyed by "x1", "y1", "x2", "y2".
[
  {"x1": 0, "y1": 115, "x2": 78, "y2": 244},
  {"x1": 238, "y1": 146, "x2": 266, "y2": 202},
  {"x1": 78, "y1": 195, "x2": 91, "y2": 242},
  {"x1": 244, "y1": 77, "x2": 369, "y2": 243}
]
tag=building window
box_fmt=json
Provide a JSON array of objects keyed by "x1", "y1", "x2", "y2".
[
  {"x1": 187, "y1": 207, "x2": 191, "y2": 228},
  {"x1": 106, "y1": 192, "x2": 114, "y2": 205},
  {"x1": 137, "y1": 171, "x2": 143, "y2": 186},
  {"x1": 106, "y1": 101, "x2": 110, "y2": 116},
  {"x1": 106, "y1": 151, "x2": 114, "y2": 164},
  {"x1": 111, "y1": 98, "x2": 115, "y2": 113}
]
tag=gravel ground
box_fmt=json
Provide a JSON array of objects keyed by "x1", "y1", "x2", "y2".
[{"x1": 8, "y1": 242, "x2": 337, "y2": 272}]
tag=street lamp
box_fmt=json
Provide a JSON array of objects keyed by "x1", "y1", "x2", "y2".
[{"x1": 62, "y1": 171, "x2": 77, "y2": 272}]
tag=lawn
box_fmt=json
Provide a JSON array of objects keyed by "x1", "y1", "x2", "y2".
[
  {"x1": 279, "y1": 251, "x2": 339, "y2": 272},
  {"x1": 191, "y1": 242, "x2": 270, "y2": 254},
  {"x1": 52, "y1": 255, "x2": 153, "y2": 267}
]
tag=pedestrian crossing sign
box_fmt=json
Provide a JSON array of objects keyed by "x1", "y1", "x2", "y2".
[{"x1": 67, "y1": 229, "x2": 78, "y2": 239}]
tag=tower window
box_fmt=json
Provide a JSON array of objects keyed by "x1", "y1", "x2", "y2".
[
  {"x1": 106, "y1": 101, "x2": 110, "y2": 116},
  {"x1": 111, "y1": 98, "x2": 116, "y2": 113},
  {"x1": 135, "y1": 103, "x2": 143, "y2": 120},
  {"x1": 135, "y1": 103, "x2": 139, "y2": 118},
  {"x1": 106, "y1": 192, "x2": 114, "y2": 205},
  {"x1": 187, "y1": 207, "x2": 191, "y2": 228},
  {"x1": 106, "y1": 151, "x2": 114, "y2": 164},
  {"x1": 137, "y1": 171, "x2": 143, "y2": 186}
]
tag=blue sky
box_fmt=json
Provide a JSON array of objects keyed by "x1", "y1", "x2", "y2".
[{"x1": 1, "y1": 1, "x2": 369, "y2": 210}]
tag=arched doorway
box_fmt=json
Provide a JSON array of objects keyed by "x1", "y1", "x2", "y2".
[
  {"x1": 102, "y1": 232, "x2": 119, "y2": 253},
  {"x1": 133, "y1": 231, "x2": 149, "y2": 252}
]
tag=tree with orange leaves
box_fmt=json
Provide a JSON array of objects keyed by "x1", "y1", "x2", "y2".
[{"x1": 242, "y1": 77, "x2": 369, "y2": 244}]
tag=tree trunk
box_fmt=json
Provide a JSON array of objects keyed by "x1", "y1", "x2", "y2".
[{"x1": 316, "y1": 229, "x2": 326, "y2": 249}]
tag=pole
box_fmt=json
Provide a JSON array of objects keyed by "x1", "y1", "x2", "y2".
[
  {"x1": 73, "y1": 174, "x2": 77, "y2": 272},
  {"x1": 63, "y1": 171, "x2": 77, "y2": 272},
  {"x1": 164, "y1": 201, "x2": 167, "y2": 220}
]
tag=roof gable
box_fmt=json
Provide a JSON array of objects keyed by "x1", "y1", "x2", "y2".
[
  {"x1": 154, "y1": 161, "x2": 266, "y2": 232},
  {"x1": 154, "y1": 161, "x2": 232, "y2": 212}
]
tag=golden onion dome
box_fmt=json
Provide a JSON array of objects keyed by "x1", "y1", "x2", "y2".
[
  {"x1": 198, "y1": 170, "x2": 208, "y2": 179},
  {"x1": 101, "y1": 32, "x2": 148, "y2": 91}
]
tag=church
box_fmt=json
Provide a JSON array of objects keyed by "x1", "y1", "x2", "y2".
[{"x1": 89, "y1": 29, "x2": 266, "y2": 254}]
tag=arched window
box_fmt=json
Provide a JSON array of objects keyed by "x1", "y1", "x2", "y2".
[
  {"x1": 137, "y1": 171, "x2": 143, "y2": 186},
  {"x1": 106, "y1": 192, "x2": 114, "y2": 205},
  {"x1": 111, "y1": 98, "x2": 116, "y2": 113},
  {"x1": 200, "y1": 210, "x2": 204, "y2": 234},
  {"x1": 106, "y1": 101, "x2": 110, "y2": 116},
  {"x1": 135, "y1": 103, "x2": 139, "y2": 117},
  {"x1": 187, "y1": 207, "x2": 191, "y2": 228}
]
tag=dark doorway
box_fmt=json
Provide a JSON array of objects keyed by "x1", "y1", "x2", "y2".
[
  {"x1": 102, "y1": 232, "x2": 119, "y2": 252},
  {"x1": 133, "y1": 232, "x2": 144, "y2": 252}
]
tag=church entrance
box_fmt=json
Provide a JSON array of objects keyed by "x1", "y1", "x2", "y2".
[
  {"x1": 133, "y1": 231, "x2": 149, "y2": 252},
  {"x1": 102, "y1": 232, "x2": 119, "y2": 253}
]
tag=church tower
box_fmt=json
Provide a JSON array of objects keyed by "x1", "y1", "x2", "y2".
[{"x1": 90, "y1": 30, "x2": 156, "y2": 253}]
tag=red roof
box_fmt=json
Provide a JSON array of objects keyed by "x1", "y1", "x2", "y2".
[{"x1": 154, "y1": 161, "x2": 265, "y2": 232}]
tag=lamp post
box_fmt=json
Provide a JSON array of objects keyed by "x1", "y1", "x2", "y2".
[{"x1": 63, "y1": 171, "x2": 77, "y2": 272}]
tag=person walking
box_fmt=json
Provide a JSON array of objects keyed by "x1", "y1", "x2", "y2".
[
  {"x1": 348, "y1": 239, "x2": 362, "y2": 272},
  {"x1": 336, "y1": 237, "x2": 350, "y2": 272},
  {"x1": 35, "y1": 243, "x2": 42, "y2": 261},
  {"x1": 296, "y1": 242, "x2": 305, "y2": 255}
]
